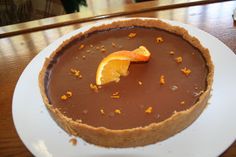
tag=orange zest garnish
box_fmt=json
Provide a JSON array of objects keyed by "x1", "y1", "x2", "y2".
[
  {"x1": 60, "y1": 91, "x2": 72, "y2": 100},
  {"x1": 175, "y1": 57, "x2": 183, "y2": 63},
  {"x1": 66, "y1": 91, "x2": 72, "y2": 97},
  {"x1": 169, "y1": 51, "x2": 175, "y2": 55},
  {"x1": 96, "y1": 46, "x2": 151, "y2": 85},
  {"x1": 138, "y1": 81, "x2": 143, "y2": 85},
  {"x1": 112, "y1": 42, "x2": 116, "y2": 47},
  {"x1": 128, "y1": 33, "x2": 136, "y2": 38},
  {"x1": 111, "y1": 92, "x2": 120, "y2": 99},
  {"x1": 79, "y1": 44, "x2": 84, "y2": 49},
  {"x1": 100, "y1": 48, "x2": 106, "y2": 53},
  {"x1": 61, "y1": 95, "x2": 67, "y2": 100},
  {"x1": 156, "y1": 37, "x2": 164, "y2": 43},
  {"x1": 70, "y1": 68, "x2": 81, "y2": 77},
  {"x1": 180, "y1": 101, "x2": 185, "y2": 105},
  {"x1": 90, "y1": 83, "x2": 98, "y2": 92},
  {"x1": 111, "y1": 95, "x2": 120, "y2": 99},
  {"x1": 160, "y1": 75, "x2": 165, "y2": 85},
  {"x1": 114, "y1": 109, "x2": 121, "y2": 114},
  {"x1": 112, "y1": 92, "x2": 119, "y2": 96},
  {"x1": 181, "y1": 67, "x2": 191, "y2": 76},
  {"x1": 145, "y1": 107, "x2": 153, "y2": 114},
  {"x1": 100, "y1": 109, "x2": 105, "y2": 114}
]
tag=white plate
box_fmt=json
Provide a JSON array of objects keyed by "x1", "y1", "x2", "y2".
[{"x1": 13, "y1": 18, "x2": 236, "y2": 157}]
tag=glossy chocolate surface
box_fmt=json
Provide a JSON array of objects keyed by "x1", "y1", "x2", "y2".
[{"x1": 45, "y1": 26, "x2": 208, "y2": 130}]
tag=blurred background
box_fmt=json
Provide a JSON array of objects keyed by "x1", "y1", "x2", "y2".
[{"x1": 0, "y1": 0, "x2": 155, "y2": 26}]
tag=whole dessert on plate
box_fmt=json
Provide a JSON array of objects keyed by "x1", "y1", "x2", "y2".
[{"x1": 39, "y1": 18, "x2": 214, "y2": 148}]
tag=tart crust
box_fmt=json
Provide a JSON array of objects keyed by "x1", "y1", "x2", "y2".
[{"x1": 39, "y1": 18, "x2": 214, "y2": 148}]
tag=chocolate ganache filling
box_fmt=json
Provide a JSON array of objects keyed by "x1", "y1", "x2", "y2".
[{"x1": 45, "y1": 26, "x2": 208, "y2": 130}]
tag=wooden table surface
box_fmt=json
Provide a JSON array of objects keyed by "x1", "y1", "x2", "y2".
[{"x1": 0, "y1": 1, "x2": 235, "y2": 156}]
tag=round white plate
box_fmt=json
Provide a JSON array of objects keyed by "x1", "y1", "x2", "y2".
[{"x1": 13, "y1": 18, "x2": 236, "y2": 157}]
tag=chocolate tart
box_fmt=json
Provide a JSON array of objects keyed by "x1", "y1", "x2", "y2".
[{"x1": 39, "y1": 18, "x2": 214, "y2": 148}]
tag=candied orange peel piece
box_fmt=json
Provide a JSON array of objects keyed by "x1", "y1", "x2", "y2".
[
  {"x1": 160, "y1": 75, "x2": 165, "y2": 85},
  {"x1": 114, "y1": 109, "x2": 121, "y2": 114},
  {"x1": 60, "y1": 90, "x2": 73, "y2": 100},
  {"x1": 79, "y1": 44, "x2": 84, "y2": 49},
  {"x1": 181, "y1": 67, "x2": 191, "y2": 76},
  {"x1": 128, "y1": 33, "x2": 136, "y2": 38},
  {"x1": 175, "y1": 57, "x2": 183, "y2": 63},
  {"x1": 100, "y1": 109, "x2": 105, "y2": 114},
  {"x1": 156, "y1": 37, "x2": 164, "y2": 43},
  {"x1": 145, "y1": 107, "x2": 153, "y2": 114}
]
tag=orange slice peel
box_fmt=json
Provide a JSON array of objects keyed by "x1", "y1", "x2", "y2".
[{"x1": 96, "y1": 46, "x2": 151, "y2": 85}]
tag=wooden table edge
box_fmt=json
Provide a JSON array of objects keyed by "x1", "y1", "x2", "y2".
[{"x1": 0, "y1": 0, "x2": 230, "y2": 38}]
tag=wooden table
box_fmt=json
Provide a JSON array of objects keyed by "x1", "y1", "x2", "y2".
[{"x1": 0, "y1": 1, "x2": 235, "y2": 156}]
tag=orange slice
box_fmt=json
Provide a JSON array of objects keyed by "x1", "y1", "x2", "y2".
[{"x1": 96, "y1": 46, "x2": 151, "y2": 85}]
